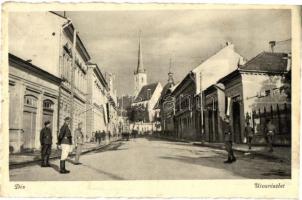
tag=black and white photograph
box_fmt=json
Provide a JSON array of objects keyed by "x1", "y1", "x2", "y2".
[{"x1": 1, "y1": 2, "x2": 300, "y2": 198}]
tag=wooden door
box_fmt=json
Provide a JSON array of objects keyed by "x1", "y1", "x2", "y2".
[{"x1": 23, "y1": 110, "x2": 36, "y2": 149}]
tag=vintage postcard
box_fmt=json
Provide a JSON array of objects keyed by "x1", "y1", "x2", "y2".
[{"x1": 0, "y1": 2, "x2": 300, "y2": 198}]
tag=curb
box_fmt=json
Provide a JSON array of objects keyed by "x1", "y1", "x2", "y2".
[
  {"x1": 193, "y1": 143, "x2": 290, "y2": 163},
  {"x1": 9, "y1": 142, "x2": 114, "y2": 168},
  {"x1": 152, "y1": 136, "x2": 289, "y2": 163}
]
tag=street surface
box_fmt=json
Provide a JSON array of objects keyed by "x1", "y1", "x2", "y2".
[{"x1": 10, "y1": 137, "x2": 290, "y2": 181}]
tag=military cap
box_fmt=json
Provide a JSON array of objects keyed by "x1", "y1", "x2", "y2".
[
  {"x1": 44, "y1": 120, "x2": 51, "y2": 126},
  {"x1": 64, "y1": 117, "x2": 71, "y2": 121}
]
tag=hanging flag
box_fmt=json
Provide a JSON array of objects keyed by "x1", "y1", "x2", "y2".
[{"x1": 226, "y1": 97, "x2": 231, "y2": 116}]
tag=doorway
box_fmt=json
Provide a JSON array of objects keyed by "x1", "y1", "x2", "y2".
[
  {"x1": 23, "y1": 95, "x2": 38, "y2": 150},
  {"x1": 232, "y1": 101, "x2": 242, "y2": 143}
]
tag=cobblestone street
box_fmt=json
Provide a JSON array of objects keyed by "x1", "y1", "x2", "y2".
[{"x1": 10, "y1": 137, "x2": 291, "y2": 181}]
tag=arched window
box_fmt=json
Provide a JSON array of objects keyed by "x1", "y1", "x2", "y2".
[
  {"x1": 24, "y1": 95, "x2": 37, "y2": 107},
  {"x1": 43, "y1": 99, "x2": 54, "y2": 110}
]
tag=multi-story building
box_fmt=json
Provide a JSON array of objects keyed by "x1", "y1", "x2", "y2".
[
  {"x1": 8, "y1": 12, "x2": 91, "y2": 152},
  {"x1": 86, "y1": 63, "x2": 109, "y2": 141},
  {"x1": 171, "y1": 42, "x2": 245, "y2": 140}
]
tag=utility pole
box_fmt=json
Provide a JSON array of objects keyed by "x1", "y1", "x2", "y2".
[
  {"x1": 200, "y1": 71, "x2": 204, "y2": 144},
  {"x1": 70, "y1": 28, "x2": 77, "y2": 135}
]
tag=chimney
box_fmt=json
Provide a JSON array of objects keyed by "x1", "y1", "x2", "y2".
[{"x1": 269, "y1": 41, "x2": 276, "y2": 53}]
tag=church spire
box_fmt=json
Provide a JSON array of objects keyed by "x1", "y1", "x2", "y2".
[
  {"x1": 136, "y1": 30, "x2": 145, "y2": 74},
  {"x1": 168, "y1": 58, "x2": 174, "y2": 85}
]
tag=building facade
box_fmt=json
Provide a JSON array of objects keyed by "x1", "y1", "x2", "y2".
[
  {"x1": 9, "y1": 54, "x2": 61, "y2": 153},
  {"x1": 8, "y1": 12, "x2": 91, "y2": 152},
  {"x1": 217, "y1": 52, "x2": 291, "y2": 145},
  {"x1": 86, "y1": 63, "x2": 109, "y2": 141}
]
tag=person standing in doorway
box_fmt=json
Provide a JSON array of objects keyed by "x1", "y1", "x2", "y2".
[
  {"x1": 57, "y1": 117, "x2": 72, "y2": 174},
  {"x1": 266, "y1": 119, "x2": 276, "y2": 152},
  {"x1": 224, "y1": 116, "x2": 236, "y2": 164},
  {"x1": 244, "y1": 122, "x2": 254, "y2": 150},
  {"x1": 74, "y1": 122, "x2": 84, "y2": 165},
  {"x1": 40, "y1": 121, "x2": 52, "y2": 167}
]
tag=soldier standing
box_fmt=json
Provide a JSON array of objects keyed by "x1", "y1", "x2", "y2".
[
  {"x1": 57, "y1": 117, "x2": 72, "y2": 174},
  {"x1": 244, "y1": 122, "x2": 254, "y2": 150},
  {"x1": 40, "y1": 121, "x2": 52, "y2": 167},
  {"x1": 74, "y1": 122, "x2": 84, "y2": 165},
  {"x1": 266, "y1": 119, "x2": 276, "y2": 152},
  {"x1": 224, "y1": 116, "x2": 236, "y2": 164}
]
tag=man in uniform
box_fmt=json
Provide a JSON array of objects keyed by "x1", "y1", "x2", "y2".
[
  {"x1": 57, "y1": 117, "x2": 72, "y2": 174},
  {"x1": 74, "y1": 122, "x2": 84, "y2": 165},
  {"x1": 266, "y1": 119, "x2": 276, "y2": 152},
  {"x1": 224, "y1": 116, "x2": 236, "y2": 164},
  {"x1": 244, "y1": 122, "x2": 254, "y2": 150},
  {"x1": 40, "y1": 121, "x2": 52, "y2": 167}
]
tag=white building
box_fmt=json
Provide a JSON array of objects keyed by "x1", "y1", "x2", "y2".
[
  {"x1": 86, "y1": 63, "x2": 109, "y2": 141},
  {"x1": 8, "y1": 12, "x2": 90, "y2": 152}
]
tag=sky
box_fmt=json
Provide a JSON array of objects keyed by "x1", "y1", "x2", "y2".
[{"x1": 65, "y1": 9, "x2": 291, "y2": 96}]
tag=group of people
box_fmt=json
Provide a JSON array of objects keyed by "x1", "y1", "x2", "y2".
[
  {"x1": 39, "y1": 117, "x2": 84, "y2": 174},
  {"x1": 223, "y1": 116, "x2": 276, "y2": 164},
  {"x1": 94, "y1": 130, "x2": 109, "y2": 144}
]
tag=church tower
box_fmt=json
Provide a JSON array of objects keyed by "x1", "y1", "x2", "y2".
[
  {"x1": 134, "y1": 31, "x2": 147, "y2": 97},
  {"x1": 167, "y1": 58, "x2": 175, "y2": 85}
]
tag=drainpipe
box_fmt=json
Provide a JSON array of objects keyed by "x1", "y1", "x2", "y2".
[{"x1": 57, "y1": 19, "x2": 72, "y2": 137}]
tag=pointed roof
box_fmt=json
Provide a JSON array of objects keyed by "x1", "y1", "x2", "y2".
[
  {"x1": 133, "y1": 82, "x2": 159, "y2": 103},
  {"x1": 167, "y1": 58, "x2": 175, "y2": 84},
  {"x1": 135, "y1": 31, "x2": 146, "y2": 74}
]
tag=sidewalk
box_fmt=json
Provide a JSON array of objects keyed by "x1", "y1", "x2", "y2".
[
  {"x1": 154, "y1": 135, "x2": 291, "y2": 163},
  {"x1": 9, "y1": 139, "x2": 118, "y2": 166}
]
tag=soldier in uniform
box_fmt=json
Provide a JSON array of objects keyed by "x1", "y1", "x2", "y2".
[
  {"x1": 266, "y1": 119, "x2": 276, "y2": 152},
  {"x1": 224, "y1": 116, "x2": 236, "y2": 164},
  {"x1": 244, "y1": 122, "x2": 254, "y2": 150},
  {"x1": 74, "y1": 122, "x2": 84, "y2": 165},
  {"x1": 40, "y1": 121, "x2": 52, "y2": 167},
  {"x1": 57, "y1": 117, "x2": 72, "y2": 174}
]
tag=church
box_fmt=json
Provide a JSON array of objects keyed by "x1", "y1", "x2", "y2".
[{"x1": 130, "y1": 33, "x2": 163, "y2": 134}]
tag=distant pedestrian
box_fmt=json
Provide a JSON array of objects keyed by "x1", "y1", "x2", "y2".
[
  {"x1": 244, "y1": 122, "x2": 254, "y2": 150},
  {"x1": 40, "y1": 121, "x2": 52, "y2": 167},
  {"x1": 95, "y1": 131, "x2": 98, "y2": 143},
  {"x1": 74, "y1": 122, "x2": 84, "y2": 165},
  {"x1": 57, "y1": 117, "x2": 72, "y2": 174},
  {"x1": 223, "y1": 116, "x2": 236, "y2": 164},
  {"x1": 266, "y1": 119, "x2": 276, "y2": 152},
  {"x1": 101, "y1": 130, "x2": 105, "y2": 143},
  {"x1": 108, "y1": 131, "x2": 111, "y2": 141}
]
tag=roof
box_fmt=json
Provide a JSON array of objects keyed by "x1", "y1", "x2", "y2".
[
  {"x1": 134, "y1": 82, "x2": 159, "y2": 103},
  {"x1": 192, "y1": 43, "x2": 246, "y2": 94},
  {"x1": 9, "y1": 53, "x2": 62, "y2": 84},
  {"x1": 239, "y1": 52, "x2": 289, "y2": 73}
]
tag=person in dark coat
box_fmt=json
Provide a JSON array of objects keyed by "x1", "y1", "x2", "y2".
[
  {"x1": 40, "y1": 121, "x2": 52, "y2": 167},
  {"x1": 224, "y1": 116, "x2": 236, "y2": 163},
  {"x1": 57, "y1": 117, "x2": 72, "y2": 174}
]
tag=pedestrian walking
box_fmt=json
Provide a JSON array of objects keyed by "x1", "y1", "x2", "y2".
[
  {"x1": 108, "y1": 131, "x2": 111, "y2": 141},
  {"x1": 94, "y1": 131, "x2": 98, "y2": 143},
  {"x1": 40, "y1": 120, "x2": 52, "y2": 167},
  {"x1": 223, "y1": 116, "x2": 236, "y2": 164},
  {"x1": 266, "y1": 119, "x2": 276, "y2": 152},
  {"x1": 57, "y1": 117, "x2": 72, "y2": 174},
  {"x1": 101, "y1": 130, "x2": 106, "y2": 143},
  {"x1": 244, "y1": 122, "x2": 254, "y2": 150},
  {"x1": 74, "y1": 122, "x2": 84, "y2": 165}
]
